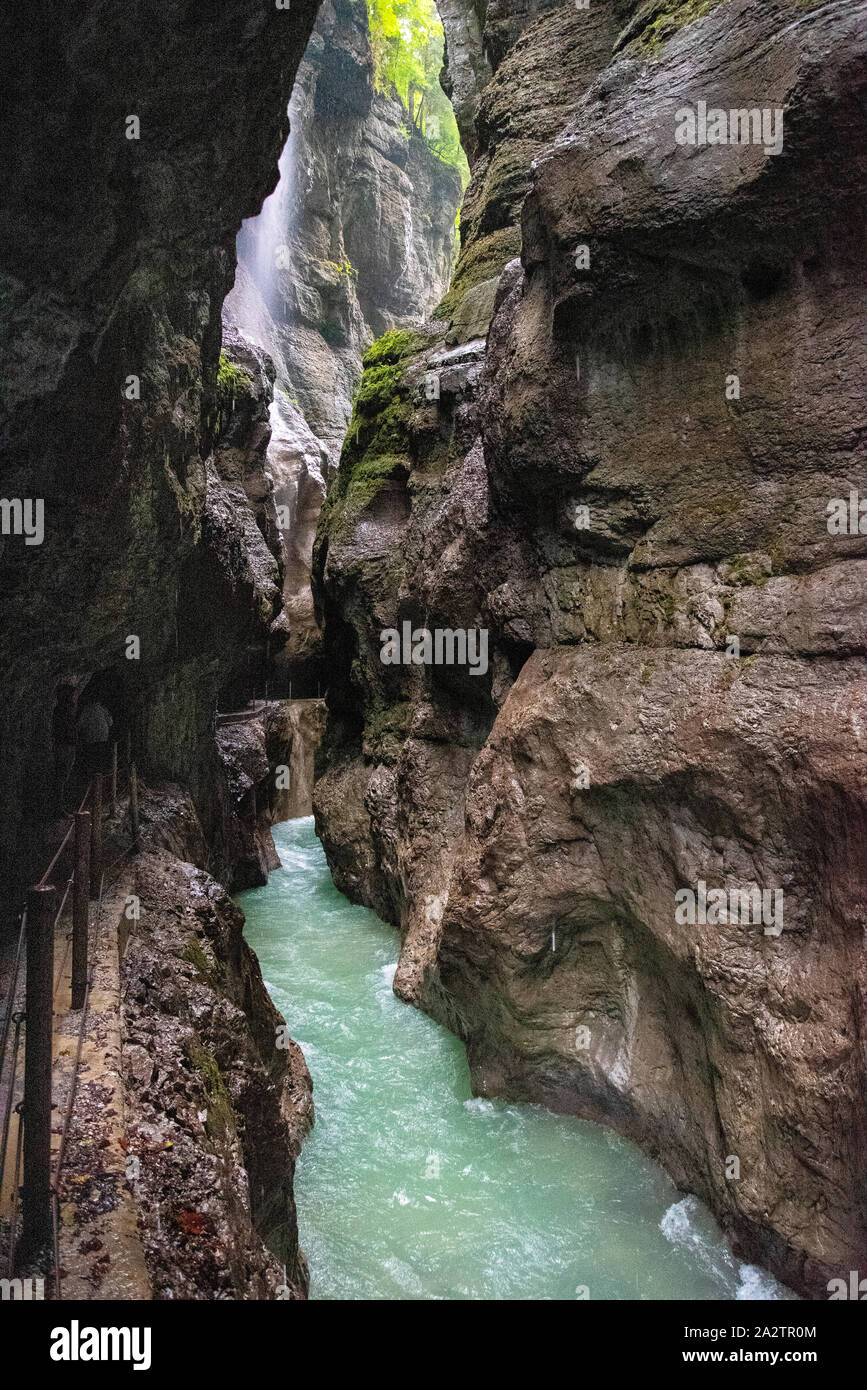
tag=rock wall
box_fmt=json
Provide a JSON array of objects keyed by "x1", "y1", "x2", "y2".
[
  {"x1": 266, "y1": 699, "x2": 328, "y2": 822},
  {"x1": 215, "y1": 696, "x2": 326, "y2": 887},
  {"x1": 0, "y1": 0, "x2": 324, "y2": 916},
  {"x1": 313, "y1": 0, "x2": 867, "y2": 1297},
  {"x1": 1, "y1": 0, "x2": 324, "y2": 1297},
  {"x1": 224, "y1": 0, "x2": 464, "y2": 690},
  {"x1": 121, "y1": 793, "x2": 313, "y2": 1299}
]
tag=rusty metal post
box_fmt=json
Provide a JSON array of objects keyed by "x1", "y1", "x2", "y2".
[
  {"x1": 71, "y1": 811, "x2": 91, "y2": 1010},
  {"x1": 89, "y1": 773, "x2": 103, "y2": 897},
  {"x1": 20, "y1": 884, "x2": 56, "y2": 1262},
  {"x1": 129, "y1": 763, "x2": 140, "y2": 851},
  {"x1": 109, "y1": 742, "x2": 118, "y2": 816}
]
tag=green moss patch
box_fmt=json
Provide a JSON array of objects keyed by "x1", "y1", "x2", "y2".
[
  {"x1": 216, "y1": 351, "x2": 252, "y2": 405},
  {"x1": 213, "y1": 351, "x2": 254, "y2": 442},
  {"x1": 319, "y1": 329, "x2": 427, "y2": 542},
  {"x1": 361, "y1": 329, "x2": 423, "y2": 368},
  {"x1": 182, "y1": 939, "x2": 221, "y2": 986},
  {"x1": 363, "y1": 697, "x2": 414, "y2": 762},
  {"x1": 434, "y1": 226, "x2": 521, "y2": 323},
  {"x1": 184, "y1": 1038, "x2": 236, "y2": 1144},
  {"x1": 622, "y1": 0, "x2": 724, "y2": 54}
]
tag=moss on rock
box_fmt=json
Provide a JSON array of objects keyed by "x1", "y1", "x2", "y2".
[
  {"x1": 184, "y1": 1037, "x2": 236, "y2": 1144},
  {"x1": 363, "y1": 696, "x2": 413, "y2": 763},
  {"x1": 216, "y1": 351, "x2": 253, "y2": 405},
  {"x1": 319, "y1": 329, "x2": 425, "y2": 539},
  {"x1": 434, "y1": 226, "x2": 521, "y2": 323},
  {"x1": 620, "y1": 0, "x2": 724, "y2": 54},
  {"x1": 182, "y1": 938, "x2": 222, "y2": 986}
]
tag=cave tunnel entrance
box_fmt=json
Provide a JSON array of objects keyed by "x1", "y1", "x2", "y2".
[{"x1": 53, "y1": 666, "x2": 130, "y2": 815}]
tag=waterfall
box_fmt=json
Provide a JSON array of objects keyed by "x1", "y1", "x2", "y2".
[
  {"x1": 223, "y1": 82, "x2": 329, "y2": 700},
  {"x1": 229, "y1": 102, "x2": 294, "y2": 345}
]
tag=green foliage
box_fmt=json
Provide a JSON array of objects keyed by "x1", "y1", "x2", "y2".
[
  {"x1": 316, "y1": 256, "x2": 359, "y2": 284},
  {"x1": 362, "y1": 328, "x2": 422, "y2": 367},
  {"x1": 367, "y1": 0, "x2": 437, "y2": 106},
  {"x1": 366, "y1": 0, "x2": 468, "y2": 180}
]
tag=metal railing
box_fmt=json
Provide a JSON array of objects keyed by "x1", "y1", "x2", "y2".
[{"x1": 0, "y1": 740, "x2": 141, "y2": 1290}]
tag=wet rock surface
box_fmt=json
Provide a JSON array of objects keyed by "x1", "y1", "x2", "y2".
[
  {"x1": 4, "y1": 0, "x2": 865, "y2": 1305},
  {"x1": 123, "y1": 832, "x2": 313, "y2": 1299},
  {"x1": 1, "y1": 1, "x2": 322, "y2": 1299},
  {"x1": 0, "y1": 0, "x2": 319, "y2": 916},
  {"x1": 215, "y1": 697, "x2": 326, "y2": 886}
]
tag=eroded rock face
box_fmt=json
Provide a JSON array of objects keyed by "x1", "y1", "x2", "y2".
[
  {"x1": 123, "y1": 827, "x2": 313, "y2": 1299},
  {"x1": 266, "y1": 698, "x2": 327, "y2": 822},
  {"x1": 0, "y1": 0, "x2": 320, "y2": 916},
  {"x1": 314, "y1": 0, "x2": 867, "y2": 1296},
  {"x1": 227, "y1": 0, "x2": 462, "y2": 461},
  {"x1": 440, "y1": 647, "x2": 867, "y2": 1296},
  {"x1": 433, "y1": 0, "x2": 619, "y2": 334},
  {"x1": 1, "y1": 0, "x2": 323, "y2": 1299},
  {"x1": 436, "y1": 0, "x2": 492, "y2": 159}
]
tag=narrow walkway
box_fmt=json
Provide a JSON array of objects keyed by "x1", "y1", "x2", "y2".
[
  {"x1": 215, "y1": 699, "x2": 268, "y2": 728},
  {"x1": 0, "y1": 798, "x2": 150, "y2": 1297}
]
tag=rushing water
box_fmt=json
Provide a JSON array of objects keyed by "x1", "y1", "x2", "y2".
[{"x1": 239, "y1": 818, "x2": 792, "y2": 1302}]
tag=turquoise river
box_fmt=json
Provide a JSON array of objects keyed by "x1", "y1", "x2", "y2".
[{"x1": 239, "y1": 817, "x2": 793, "y2": 1302}]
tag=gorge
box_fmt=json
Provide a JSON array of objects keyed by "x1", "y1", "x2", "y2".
[
  {"x1": 240, "y1": 816, "x2": 791, "y2": 1299},
  {"x1": 0, "y1": 0, "x2": 865, "y2": 1309}
]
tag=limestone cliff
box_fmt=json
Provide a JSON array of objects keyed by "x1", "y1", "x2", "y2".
[
  {"x1": 0, "y1": 0, "x2": 320, "y2": 912},
  {"x1": 1, "y1": 0, "x2": 323, "y2": 1299},
  {"x1": 313, "y1": 0, "x2": 867, "y2": 1297},
  {"x1": 224, "y1": 0, "x2": 464, "y2": 691}
]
